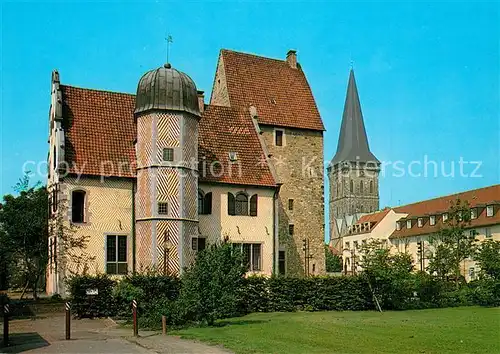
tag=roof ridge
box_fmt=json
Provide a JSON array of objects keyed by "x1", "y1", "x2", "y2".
[
  {"x1": 61, "y1": 84, "x2": 135, "y2": 97},
  {"x1": 221, "y1": 49, "x2": 286, "y2": 63},
  {"x1": 394, "y1": 184, "x2": 500, "y2": 210}
]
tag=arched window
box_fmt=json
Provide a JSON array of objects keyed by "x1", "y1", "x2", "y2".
[
  {"x1": 250, "y1": 194, "x2": 258, "y2": 216},
  {"x1": 350, "y1": 180, "x2": 354, "y2": 193},
  {"x1": 235, "y1": 193, "x2": 249, "y2": 216},
  {"x1": 71, "y1": 190, "x2": 86, "y2": 223},
  {"x1": 370, "y1": 180, "x2": 374, "y2": 193},
  {"x1": 198, "y1": 190, "x2": 212, "y2": 215},
  {"x1": 360, "y1": 181, "x2": 363, "y2": 194}
]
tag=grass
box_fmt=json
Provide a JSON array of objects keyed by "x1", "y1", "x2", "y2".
[{"x1": 171, "y1": 307, "x2": 500, "y2": 354}]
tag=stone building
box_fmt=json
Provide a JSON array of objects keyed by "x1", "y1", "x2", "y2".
[
  {"x1": 46, "y1": 49, "x2": 325, "y2": 295},
  {"x1": 328, "y1": 70, "x2": 380, "y2": 252},
  {"x1": 341, "y1": 184, "x2": 500, "y2": 281}
]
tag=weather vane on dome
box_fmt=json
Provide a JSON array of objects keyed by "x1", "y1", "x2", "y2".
[{"x1": 165, "y1": 34, "x2": 173, "y2": 64}]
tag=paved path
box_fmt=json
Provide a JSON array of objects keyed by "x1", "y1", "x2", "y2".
[{"x1": 1, "y1": 313, "x2": 232, "y2": 353}]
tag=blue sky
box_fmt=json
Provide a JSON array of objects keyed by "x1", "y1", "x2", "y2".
[{"x1": 1, "y1": 1, "x2": 498, "y2": 238}]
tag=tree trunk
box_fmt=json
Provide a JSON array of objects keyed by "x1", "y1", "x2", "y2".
[{"x1": 20, "y1": 279, "x2": 29, "y2": 299}]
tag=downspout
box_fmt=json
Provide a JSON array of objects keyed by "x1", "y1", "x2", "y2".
[
  {"x1": 273, "y1": 183, "x2": 282, "y2": 275},
  {"x1": 132, "y1": 181, "x2": 136, "y2": 274}
]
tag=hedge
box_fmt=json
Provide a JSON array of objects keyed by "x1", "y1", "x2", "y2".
[{"x1": 66, "y1": 274, "x2": 116, "y2": 318}]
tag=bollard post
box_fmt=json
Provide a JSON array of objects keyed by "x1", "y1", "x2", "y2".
[
  {"x1": 132, "y1": 300, "x2": 138, "y2": 337},
  {"x1": 162, "y1": 315, "x2": 167, "y2": 335},
  {"x1": 65, "y1": 302, "x2": 71, "y2": 340},
  {"x1": 3, "y1": 304, "x2": 9, "y2": 347}
]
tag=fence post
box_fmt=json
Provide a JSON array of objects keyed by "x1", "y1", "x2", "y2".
[
  {"x1": 65, "y1": 302, "x2": 71, "y2": 340},
  {"x1": 162, "y1": 315, "x2": 167, "y2": 335},
  {"x1": 3, "y1": 304, "x2": 9, "y2": 347},
  {"x1": 132, "y1": 299, "x2": 138, "y2": 337}
]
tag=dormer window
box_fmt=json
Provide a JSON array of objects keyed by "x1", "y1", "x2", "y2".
[
  {"x1": 486, "y1": 205, "x2": 494, "y2": 217},
  {"x1": 406, "y1": 220, "x2": 412, "y2": 229},
  {"x1": 443, "y1": 213, "x2": 448, "y2": 222},
  {"x1": 396, "y1": 221, "x2": 401, "y2": 231},
  {"x1": 430, "y1": 215, "x2": 436, "y2": 226},
  {"x1": 471, "y1": 208, "x2": 477, "y2": 220},
  {"x1": 417, "y1": 218, "x2": 423, "y2": 227},
  {"x1": 345, "y1": 241, "x2": 350, "y2": 250},
  {"x1": 228, "y1": 151, "x2": 238, "y2": 162}
]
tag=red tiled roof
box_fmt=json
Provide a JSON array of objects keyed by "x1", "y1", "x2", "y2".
[
  {"x1": 199, "y1": 105, "x2": 276, "y2": 187},
  {"x1": 357, "y1": 208, "x2": 391, "y2": 225},
  {"x1": 62, "y1": 85, "x2": 136, "y2": 178},
  {"x1": 60, "y1": 85, "x2": 276, "y2": 187},
  {"x1": 390, "y1": 185, "x2": 500, "y2": 239},
  {"x1": 220, "y1": 49, "x2": 325, "y2": 131}
]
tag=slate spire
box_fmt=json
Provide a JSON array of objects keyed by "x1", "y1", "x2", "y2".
[{"x1": 330, "y1": 69, "x2": 379, "y2": 167}]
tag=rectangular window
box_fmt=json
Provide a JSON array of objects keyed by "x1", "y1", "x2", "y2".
[
  {"x1": 469, "y1": 230, "x2": 476, "y2": 237},
  {"x1": 486, "y1": 205, "x2": 494, "y2": 217},
  {"x1": 233, "y1": 243, "x2": 262, "y2": 271},
  {"x1": 396, "y1": 221, "x2": 401, "y2": 231},
  {"x1": 418, "y1": 218, "x2": 423, "y2": 227},
  {"x1": 353, "y1": 241, "x2": 358, "y2": 249},
  {"x1": 191, "y1": 237, "x2": 198, "y2": 251},
  {"x1": 275, "y1": 129, "x2": 283, "y2": 146},
  {"x1": 158, "y1": 202, "x2": 168, "y2": 215},
  {"x1": 345, "y1": 241, "x2": 350, "y2": 250},
  {"x1": 288, "y1": 224, "x2": 294, "y2": 236},
  {"x1": 162, "y1": 148, "x2": 174, "y2": 162},
  {"x1": 471, "y1": 208, "x2": 477, "y2": 219},
  {"x1": 106, "y1": 235, "x2": 127, "y2": 275},
  {"x1": 198, "y1": 237, "x2": 206, "y2": 251},
  {"x1": 430, "y1": 215, "x2": 436, "y2": 226},
  {"x1": 406, "y1": 220, "x2": 412, "y2": 229},
  {"x1": 288, "y1": 199, "x2": 294, "y2": 211},
  {"x1": 443, "y1": 213, "x2": 448, "y2": 222},
  {"x1": 278, "y1": 250, "x2": 286, "y2": 275},
  {"x1": 485, "y1": 227, "x2": 492, "y2": 238}
]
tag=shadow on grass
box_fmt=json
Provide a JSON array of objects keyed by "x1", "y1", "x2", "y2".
[
  {"x1": 214, "y1": 319, "x2": 270, "y2": 328},
  {"x1": 0, "y1": 332, "x2": 49, "y2": 353}
]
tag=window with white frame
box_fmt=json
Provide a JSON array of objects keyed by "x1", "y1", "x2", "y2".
[
  {"x1": 443, "y1": 213, "x2": 448, "y2": 222},
  {"x1": 471, "y1": 208, "x2": 477, "y2": 219},
  {"x1": 417, "y1": 218, "x2": 423, "y2": 227},
  {"x1": 406, "y1": 220, "x2": 412, "y2": 229},
  {"x1": 106, "y1": 235, "x2": 127, "y2": 275},
  {"x1": 345, "y1": 241, "x2": 350, "y2": 250},
  {"x1": 485, "y1": 227, "x2": 492, "y2": 238},
  {"x1": 353, "y1": 241, "x2": 358, "y2": 249},
  {"x1": 429, "y1": 215, "x2": 436, "y2": 226},
  {"x1": 486, "y1": 205, "x2": 494, "y2": 217},
  {"x1": 232, "y1": 243, "x2": 261, "y2": 271},
  {"x1": 396, "y1": 221, "x2": 401, "y2": 231}
]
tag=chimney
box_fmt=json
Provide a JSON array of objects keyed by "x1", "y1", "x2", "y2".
[
  {"x1": 197, "y1": 90, "x2": 205, "y2": 113},
  {"x1": 286, "y1": 50, "x2": 297, "y2": 69}
]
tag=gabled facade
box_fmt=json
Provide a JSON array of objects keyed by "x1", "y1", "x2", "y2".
[{"x1": 47, "y1": 49, "x2": 326, "y2": 295}]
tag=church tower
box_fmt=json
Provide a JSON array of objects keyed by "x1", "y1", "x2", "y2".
[
  {"x1": 134, "y1": 63, "x2": 200, "y2": 274},
  {"x1": 328, "y1": 69, "x2": 380, "y2": 251}
]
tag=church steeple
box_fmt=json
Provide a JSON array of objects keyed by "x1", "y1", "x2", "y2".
[{"x1": 330, "y1": 69, "x2": 379, "y2": 167}]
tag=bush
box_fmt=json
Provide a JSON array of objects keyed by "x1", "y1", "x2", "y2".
[
  {"x1": 468, "y1": 278, "x2": 500, "y2": 307},
  {"x1": 66, "y1": 274, "x2": 116, "y2": 318}
]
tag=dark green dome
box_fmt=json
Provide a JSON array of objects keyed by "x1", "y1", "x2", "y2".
[{"x1": 135, "y1": 63, "x2": 200, "y2": 116}]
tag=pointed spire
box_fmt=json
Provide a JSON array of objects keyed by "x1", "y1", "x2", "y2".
[{"x1": 330, "y1": 69, "x2": 379, "y2": 167}]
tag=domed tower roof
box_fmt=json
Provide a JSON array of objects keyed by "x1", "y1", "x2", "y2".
[{"x1": 135, "y1": 63, "x2": 200, "y2": 117}]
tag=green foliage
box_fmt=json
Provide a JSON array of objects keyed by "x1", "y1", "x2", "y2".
[
  {"x1": 0, "y1": 179, "x2": 48, "y2": 297},
  {"x1": 66, "y1": 274, "x2": 116, "y2": 318},
  {"x1": 179, "y1": 242, "x2": 246, "y2": 325},
  {"x1": 325, "y1": 246, "x2": 342, "y2": 272},
  {"x1": 468, "y1": 278, "x2": 500, "y2": 307},
  {"x1": 427, "y1": 199, "x2": 477, "y2": 283},
  {"x1": 241, "y1": 276, "x2": 373, "y2": 312},
  {"x1": 474, "y1": 240, "x2": 500, "y2": 280},
  {"x1": 358, "y1": 239, "x2": 415, "y2": 310}
]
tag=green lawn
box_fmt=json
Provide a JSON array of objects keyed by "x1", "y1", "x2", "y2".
[{"x1": 171, "y1": 307, "x2": 500, "y2": 354}]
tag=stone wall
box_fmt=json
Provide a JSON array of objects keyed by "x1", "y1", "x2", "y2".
[
  {"x1": 210, "y1": 55, "x2": 230, "y2": 107},
  {"x1": 260, "y1": 125, "x2": 325, "y2": 276}
]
